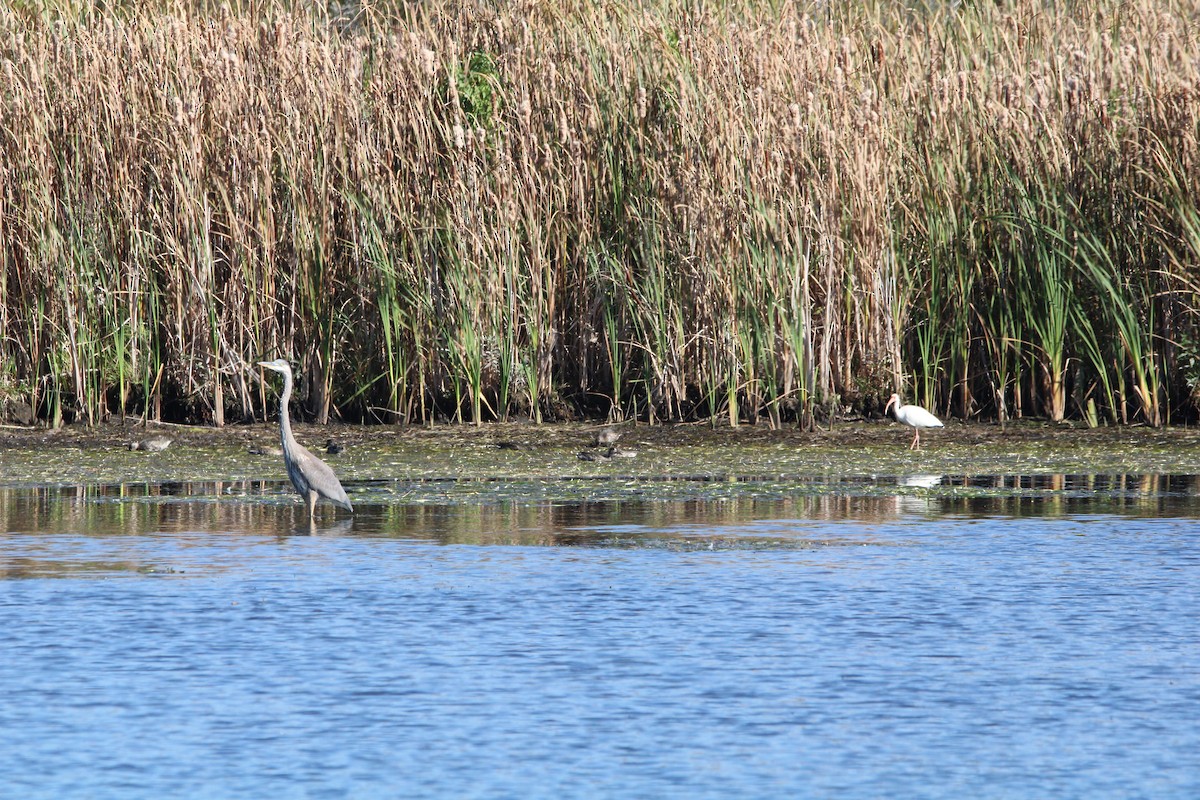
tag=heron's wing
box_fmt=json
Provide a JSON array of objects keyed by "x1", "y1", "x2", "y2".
[{"x1": 292, "y1": 443, "x2": 354, "y2": 510}]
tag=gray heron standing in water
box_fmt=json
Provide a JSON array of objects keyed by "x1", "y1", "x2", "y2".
[{"x1": 257, "y1": 359, "x2": 353, "y2": 519}]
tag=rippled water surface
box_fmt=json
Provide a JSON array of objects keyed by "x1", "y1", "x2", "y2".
[{"x1": 2, "y1": 475, "x2": 1198, "y2": 798}]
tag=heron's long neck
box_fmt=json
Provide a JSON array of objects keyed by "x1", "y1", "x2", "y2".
[{"x1": 278, "y1": 370, "x2": 294, "y2": 451}]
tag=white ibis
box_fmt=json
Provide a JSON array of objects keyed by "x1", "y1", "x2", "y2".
[{"x1": 884, "y1": 393, "x2": 943, "y2": 450}]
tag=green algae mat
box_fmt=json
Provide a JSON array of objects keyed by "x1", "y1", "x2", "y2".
[{"x1": 3, "y1": 421, "x2": 1199, "y2": 492}]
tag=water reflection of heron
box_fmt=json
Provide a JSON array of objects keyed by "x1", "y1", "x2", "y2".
[
  {"x1": 257, "y1": 359, "x2": 354, "y2": 520},
  {"x1": 292, "y1": 516, "x2": 355, "y2": 538}
]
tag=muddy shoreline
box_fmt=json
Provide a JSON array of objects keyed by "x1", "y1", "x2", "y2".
[{"x1": 2, "y1": 419, "x2": 1199, "y2": 488}]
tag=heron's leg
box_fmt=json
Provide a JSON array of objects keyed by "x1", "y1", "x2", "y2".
[{"x1": 306, "y1": 490, "x2": 317, "y2": 520}]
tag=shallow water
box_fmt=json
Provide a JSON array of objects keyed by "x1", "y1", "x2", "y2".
[{"x1": 1, "y1": 475, "x2": 1198, "y2": 798}]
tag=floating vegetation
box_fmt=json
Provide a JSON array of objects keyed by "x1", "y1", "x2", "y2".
[{"x1": 1, "y1": 424, "x2": 1199, "y2": 518}]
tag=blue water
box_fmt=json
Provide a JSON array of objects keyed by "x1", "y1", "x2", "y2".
[{"x1": 1, "y1": 480, "x2": 1198, "y2": 798}]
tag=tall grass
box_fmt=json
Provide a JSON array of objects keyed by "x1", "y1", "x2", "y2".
[{"x1": 1, "y1": 0, "x2": 1198, "y2": 427}]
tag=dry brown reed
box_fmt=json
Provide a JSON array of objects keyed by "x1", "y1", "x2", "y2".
[{"x1": 1, "y1": 0, "x2": 1198, "y2": 427}]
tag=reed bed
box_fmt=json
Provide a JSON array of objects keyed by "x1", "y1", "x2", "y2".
[{"x1": 1, "y1": 0, "x2": 1198, "y2": 427}]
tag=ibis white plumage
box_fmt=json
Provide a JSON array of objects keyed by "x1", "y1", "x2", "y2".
[{"x1": 885, "y1": 393, "x2": 943, "y2": 450}]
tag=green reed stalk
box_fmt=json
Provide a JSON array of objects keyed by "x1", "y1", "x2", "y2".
[
  {"x1": 586, "y1": 248, "x2": 628, "y2": 421},
  {"x1": 517, "y1": 213, "x2": 553, "y2": 425},
  {"x1": 1000, "y1": 181, "x2": 1076, "y2": 424},
  {"x1": 1075, "y1": 229, "x2": 1163, "y2": 426},
  {"x1": 980, "y1": 241, "x2": 1019, "y2": 425},
  {"x1": 1070, "y1": 300, "x2": 1118, "y2": 425},
  {"x1": 353, "y1": 196, "x2": 406, "y2": 421},
  {"x1": 905, "y1": 243, "x2": 945, "y2": 415}
]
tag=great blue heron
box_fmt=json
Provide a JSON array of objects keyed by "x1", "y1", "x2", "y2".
[
  {"x1": 884, "y1": 393, "x2": 944, "y2": 450},
  {"x1": 257, "y1": 359, "x2": 354, "y2": 518}
]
